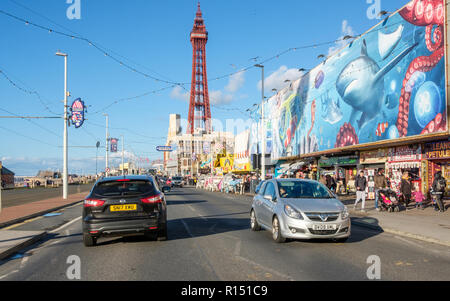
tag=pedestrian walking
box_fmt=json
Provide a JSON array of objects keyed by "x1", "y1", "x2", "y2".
[
  {"x1": 431, "y1": 171, "x2": 446, "y2": 212},
  {"x1": 374, "y1": 168, "x2": 387, "y2": 211},
  {"x1": 325, "y1": 175, "x2": 333, "y2": 191},
  {"x1": 354, "y1": 170, "x2": 367, "y2": 212},
  {"x1": 400, "y1": 172, "x2": 412, "y2": 209},
  {"x1": 320, "y1": 174, "x2": 327, "y2": 186},
  {"x1": 412, "y1": 186, "x2": 424, "y2": 210},
  {"x1": 330, "y1": 175, "x2": 337, "y2": 193}
]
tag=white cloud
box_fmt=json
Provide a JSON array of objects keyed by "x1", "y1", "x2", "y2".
[
  {"x1": 257, "y1": 66, "x2": 304, "y2": 93},
  {"x1": 225, "y1": 72, "x2": 245, "y2": 93},
  {"x1": 328, "y1": 20, "x2": 356, "y2": 56},
  {"x1": 209, "y1": 90, "x2": 234, "y2": 105},
  {"x1": 170, "y1": 85, "x2": 190, "y2": 102}
]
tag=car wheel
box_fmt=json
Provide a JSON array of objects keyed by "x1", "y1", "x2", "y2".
[
  {"x1": 157, "y1": 224, "x2": 168, "y2": 241},
  {"x1": 83, "y1": 233, "x2": 97, "y2": 247},
  {"x1": 145, "y1": 232, "x2": 158, "y2": 241},
  {"x1": 250, "y1": 210, "x2": 261, "y2": 231},
  {"x1": 272, "y1": 216, "x2": 286, "y2": 243}
]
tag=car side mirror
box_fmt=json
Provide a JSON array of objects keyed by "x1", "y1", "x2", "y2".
[{"x1": 264, "y1": 195, "x2": 276, "y2": 202}]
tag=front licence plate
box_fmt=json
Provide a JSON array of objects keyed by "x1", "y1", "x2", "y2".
[
  {"x1": 110, "y1": 204, "x2": 137, "y2": 212},
  {"x1": 312, "y1": 224, "x2": 337, "y2": 231}
]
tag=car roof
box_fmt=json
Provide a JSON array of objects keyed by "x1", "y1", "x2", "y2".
[
  {"x1": 272, "y1": 178, "x2": 317, "y2": 184},
  {"x1": 97, "y1": 175, "x2": 154, "y2": 183}
]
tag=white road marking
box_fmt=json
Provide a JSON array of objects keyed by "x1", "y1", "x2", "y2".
[
  {"x1": 235, "y1": 254, "x2": 294, "y2": 281},
  {"x1": 181, "y1": 219, "x2": 194, "y2": 238},
  {"x1": 50, "y1": 216, "x2": 82, "y2": 234},
  {"x1": 0, "y1": 269, "x2": 19, "y2": 280},
  {"x1": 20, "y1": 256, "x2": 29, "y2": 269},
  {"x1": 186, "y1": 203, "x2": 207, "y2": 220}
]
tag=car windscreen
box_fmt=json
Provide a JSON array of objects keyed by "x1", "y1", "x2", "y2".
[
  {"x1": 92, "y1": 180, "x2": 156, "y2": 197},
  {"x1": 277, "y1": 181, "x2": 333, "y2": 199},
  {"x1": 173, "y1": 177, "x2": 182, "y2": 180}
]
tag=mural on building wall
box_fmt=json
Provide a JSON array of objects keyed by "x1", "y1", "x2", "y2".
[{"x1": 268, "y1": 0, "x2": 447, "y2": 161}]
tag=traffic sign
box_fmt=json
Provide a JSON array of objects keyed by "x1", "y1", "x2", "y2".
[{"x1": 156, "y1": 146, "x2": 173, "y2": 152}]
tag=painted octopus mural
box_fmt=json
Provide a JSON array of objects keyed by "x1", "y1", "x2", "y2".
[
  {"x1": 266, "y1": 0, "x2": 446, "y2": 161},
  {"x1": 396, "y1": 0, "x2": 446, "y2": 137}
]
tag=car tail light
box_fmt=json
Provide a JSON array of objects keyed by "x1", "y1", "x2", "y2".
[
  {"x1": 141, "y1": 194, "x2": 163, "y2": 204},
  {"x1": 84, "y1": 199, "x2": 105, "y2": 207}
]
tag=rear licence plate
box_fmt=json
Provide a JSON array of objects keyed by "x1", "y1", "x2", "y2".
[
  {"x1": 312, "y1": 224, "x2": 337, "y2": 231},
  {"x1": 110, "y1": 204, "x2": 137, "y2": 212}
]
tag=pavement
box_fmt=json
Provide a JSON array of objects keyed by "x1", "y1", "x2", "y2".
[
  {"x1": 0, "y1": 189, "x2": 88, "y2": 260},
  {"x1": 0, "y1": 231, "x2": 47, "y2": 261},
  {"x1": 344, "y1": 196, "x2": 450, "y2": 247}
]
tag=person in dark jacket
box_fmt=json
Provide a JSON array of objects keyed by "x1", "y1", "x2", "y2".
[
  {"x1": 354, "y1": 170, "x2": 367, "y2": 211},
  {"x1": 325, "y1": 175, "x2": 336, "y2": 192},
  {"x1": 432, "y1": 171, "x2": 446, "y2": 212},
  {"x1": 400, "y1": 172, "x2": 412, "y2": 209},
  {"x1": 374, "y1": 169, "x2": 387, "y2": 211}
]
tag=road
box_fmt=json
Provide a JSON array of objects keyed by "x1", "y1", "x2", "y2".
[
  {"x1": 1, "y1": 187, "x2": 450, "y2": 281},
  {"x1": 1, "y1": 184, "x2": 93, "y2": 208}
]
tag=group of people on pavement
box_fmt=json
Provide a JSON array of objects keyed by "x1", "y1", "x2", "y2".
[{"x1": 352, "y1": 169, "x2": 447, "y2": 213}]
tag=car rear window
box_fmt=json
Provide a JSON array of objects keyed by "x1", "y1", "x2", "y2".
[{"x1": 92, "y1": 180, "x2": 156, "y2": 197}]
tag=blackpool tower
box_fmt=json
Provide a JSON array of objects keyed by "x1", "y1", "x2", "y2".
[{"x1": 187, "y1": 2, "x2": 211, "y2": 134}]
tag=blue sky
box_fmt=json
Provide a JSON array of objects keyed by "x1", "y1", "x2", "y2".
[{"x1": 0, "y1": 0, "x2": 410, "y2": 176}]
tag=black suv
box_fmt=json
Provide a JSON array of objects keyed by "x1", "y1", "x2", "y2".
[{"x1": 82, "y1": 175, "x2": 168, "y2": 247}]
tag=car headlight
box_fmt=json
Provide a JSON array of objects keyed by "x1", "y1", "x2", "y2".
[
  {"x1": 284, "y1": 205, "x2": 303, "y2": 220},
  {"x1": 341, "y1": 207, "x2": 349, "y2": 220}
]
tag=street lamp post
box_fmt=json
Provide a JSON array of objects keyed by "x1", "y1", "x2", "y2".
[
  {"x1": 56, "y1": 51, "x2": 69, "y2": 199},
  {"x1": 95, "y1": 141, "x2": 100, "y2": 178},
  {"x1": 255, "y1": 64, "x2": 266, "y2": 181},
  {"x1": 121, "y1": 135, "x2": 125, "y2": 175},
  {"x1": 103, "y1": 113, "x2": 109, "y2": 177}
]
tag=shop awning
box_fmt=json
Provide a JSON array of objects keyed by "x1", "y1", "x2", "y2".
[{"x1": 289, "y1": 162, "x2": 306, "y2": 170}]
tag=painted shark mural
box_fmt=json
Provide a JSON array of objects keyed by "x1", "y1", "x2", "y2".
[
  {"x1": 335, "y1": 39, "x2": 417, "y2": 131},
  {"x1": 262, "y1": 0, "x2": 447, "y2": 162}
]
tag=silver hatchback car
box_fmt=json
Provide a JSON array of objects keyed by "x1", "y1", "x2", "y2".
[{"x1": 250, "y1": 179, "x2": 350, "y2": 243}]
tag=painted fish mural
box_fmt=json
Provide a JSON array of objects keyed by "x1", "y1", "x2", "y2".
[
  {"x1": 335, "y1": 39, "x2": 417, "y2": 131},
  {"x1": 321, "y1": 93, "x2": 343, "y2": 125},
  {"x1": 264, "y1": 0, "x2": 446, "y2": 162}
]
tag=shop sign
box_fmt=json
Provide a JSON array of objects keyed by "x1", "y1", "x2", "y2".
[
  {"x1": 360, "y1": 149, "x2": 389, "y2": 164},
  {"x1": 156, "y1": 146, "x2": 173, "y2": 152},
  {"x1": 220, "y1": 154, "x2": 234, "y2": 174},
  {"x1": 70, "y1": 98, "x2": 86, "y2": 128},
  {"x1": 424, "y1": 141, "x2": 450, "y2": 159},
  {"x1": 233, "y1": 162, "x2": 252, "y2": 173},
  {"x1": 319, "y1": 156, "x2": 358, "y2": 168},
  {"x1": 388, "y1": 145, "x2": 422, "y2": 162}
]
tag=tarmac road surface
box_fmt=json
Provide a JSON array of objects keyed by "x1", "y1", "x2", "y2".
[{"x1": 1, "y1": 187, "x2": 450, "y2": 281}]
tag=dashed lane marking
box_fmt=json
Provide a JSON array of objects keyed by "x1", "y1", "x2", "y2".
[{"x1": 0, "y1": 269, "x2": 19, "y2": 280}]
